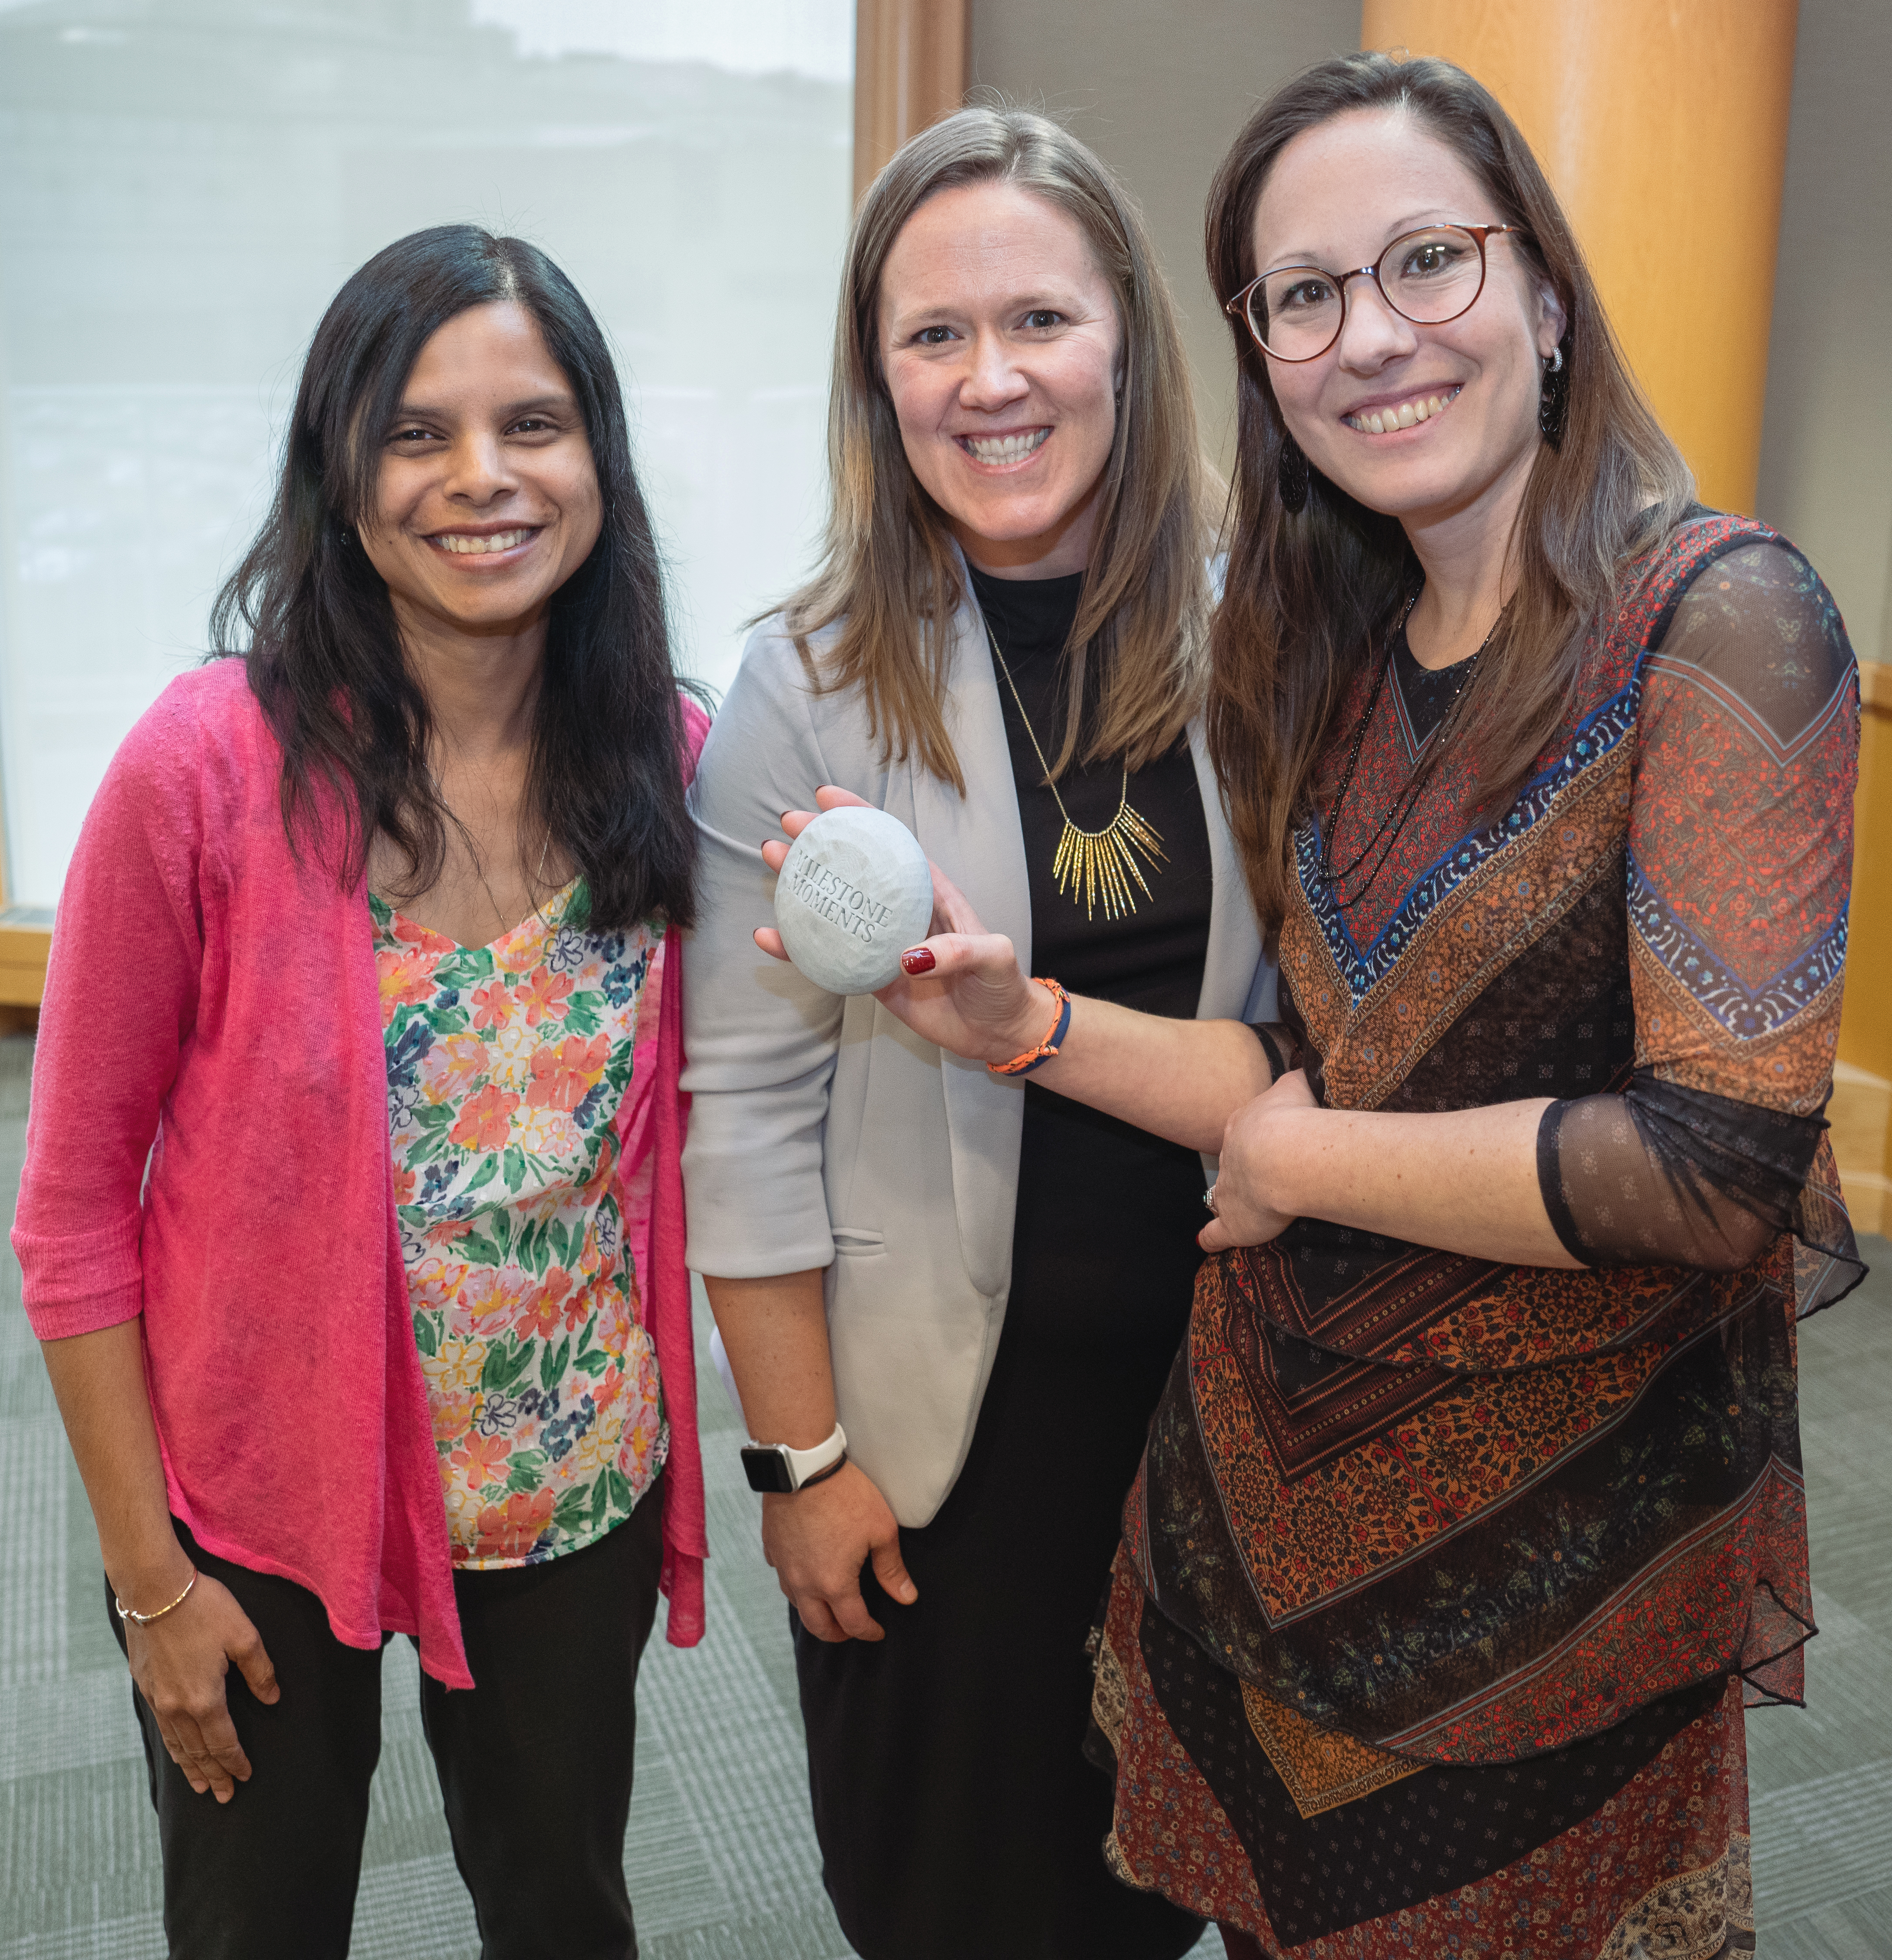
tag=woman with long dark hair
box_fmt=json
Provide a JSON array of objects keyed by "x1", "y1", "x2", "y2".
[
  {"x1": 15, "y1": 225, "x2": 707, "y2": 1958},
  {"x1": 759, "y1": 56, "x2": 1863, "y2": 1957}
]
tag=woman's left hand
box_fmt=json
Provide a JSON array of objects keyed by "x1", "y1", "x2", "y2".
[{"x1": 1199, "y1": 1067, "x2": 1319, "y2": 1252}]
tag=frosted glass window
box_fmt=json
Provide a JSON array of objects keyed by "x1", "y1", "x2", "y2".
[{"x1": 0, "y1": 0, "x2": 852, "y2": 907}]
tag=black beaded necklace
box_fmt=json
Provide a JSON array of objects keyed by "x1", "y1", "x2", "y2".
[{"x1": 1314, "y1": 589, "x2": 1498, "y2": 913}]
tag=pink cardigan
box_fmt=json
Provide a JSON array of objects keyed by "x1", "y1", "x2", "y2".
[{"x1": 13, "y1": 660, "x2": 709, "y2": 1685}]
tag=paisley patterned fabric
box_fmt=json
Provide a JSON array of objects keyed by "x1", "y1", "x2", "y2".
[{"x1": 1091, "y1": 514, "x2": 1857, "y2": 1950}]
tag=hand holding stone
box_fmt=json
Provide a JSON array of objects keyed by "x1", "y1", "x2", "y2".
[
  {"x1": 756, "y1": 789, "x2": 1050, "y2": 1065},
  {"x1": 771, "y1": 806, "x2": 935, "y2": 995}
]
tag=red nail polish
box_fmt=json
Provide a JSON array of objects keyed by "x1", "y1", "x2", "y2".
[{"x1": 901, "y1": 947, "x2": 935, "y2": 975}]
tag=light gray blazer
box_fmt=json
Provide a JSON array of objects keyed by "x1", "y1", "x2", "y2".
[{"x1": 681, "y1": 583, "x2": 1274, "y2": 1526}]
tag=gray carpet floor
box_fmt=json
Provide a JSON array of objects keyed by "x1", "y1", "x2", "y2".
[{"x1": 0, "y1": 1028, "x2": 1885, "y2": 1957}]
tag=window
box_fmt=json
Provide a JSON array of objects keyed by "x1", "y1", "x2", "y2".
[{"x1": 0, "y1": 0, "x2": 852, "y2": 904}]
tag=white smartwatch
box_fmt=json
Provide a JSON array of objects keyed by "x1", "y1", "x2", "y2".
[{"x1": 740, "y1": 1422, "x2": 848, "y2": 1495}]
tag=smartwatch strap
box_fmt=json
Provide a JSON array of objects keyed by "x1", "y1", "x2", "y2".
[{"x1": 741, "y1": 1422, "x2": 848, "y2": 1494}]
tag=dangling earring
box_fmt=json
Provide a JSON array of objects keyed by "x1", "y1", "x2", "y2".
[
  {"x1": 1277, "y1": 433, "x2": 1310, "y2": 515},
  {"x1": 1538, "y1": 344, "x2": 1568, "y2": 447}
]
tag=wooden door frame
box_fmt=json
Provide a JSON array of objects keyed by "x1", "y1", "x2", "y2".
[{"x1": 854, "y1": 0, "x2": 969, "y2": 203}]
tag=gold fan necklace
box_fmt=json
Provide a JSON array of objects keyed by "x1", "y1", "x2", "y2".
[{"x1": 981, "y1": 616, "x2": 1165, "y2": 921}]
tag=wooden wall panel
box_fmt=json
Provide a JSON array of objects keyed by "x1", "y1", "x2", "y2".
[
  {"x1": 854, "y1": 0, "x2": 970, "y2": 203},
  {"x1": 0, "y1": 764, "x2": 46, "y2": 1028}
]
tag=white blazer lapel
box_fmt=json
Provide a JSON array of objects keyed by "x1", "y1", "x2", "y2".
[
  {"x1": 908, "y1": 583, "x2": 1032, "y2": 1301},
  {"x1": 911, "y1": 592, "x2": 1033, "y2": 965}
]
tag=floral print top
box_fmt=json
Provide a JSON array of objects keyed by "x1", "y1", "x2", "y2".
[{"x1": 371, "y1": 881, "x2": 666, "y2": 1569}]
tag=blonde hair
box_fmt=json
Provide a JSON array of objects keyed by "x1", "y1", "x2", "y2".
[{"x1": 780, "y1": 104, "x2": 1211, "y2": 792}]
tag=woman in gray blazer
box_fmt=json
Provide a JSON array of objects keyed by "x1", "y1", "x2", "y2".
[{"x1": 682, "y1": 107, "x2": 1271, "y2": 1960}]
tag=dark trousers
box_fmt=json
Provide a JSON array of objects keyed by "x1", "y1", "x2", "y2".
[{"x1": 110, "y1": 1482, "x2": 665, "y2": 1960}]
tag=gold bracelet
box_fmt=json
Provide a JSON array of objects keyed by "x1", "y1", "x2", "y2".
[{"x1": 115, "y1": 1568, "x2": 198, "y2": 1626}]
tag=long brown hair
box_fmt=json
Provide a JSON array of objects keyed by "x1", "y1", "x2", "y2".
[
  {"x1": 782, "y1": 105, "x2": 1210, "y2": 793},
  {"x1": 1204, "y1": 53, "x2": 1694, "y2": 931}
]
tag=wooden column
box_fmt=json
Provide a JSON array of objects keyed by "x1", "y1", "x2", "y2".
[
  {"x1": 1359, "y1": 0, "x2": 1798, "y2": 516},
  {"x1": 854, "y1": 0, "x2": 969, "y2": 204}
]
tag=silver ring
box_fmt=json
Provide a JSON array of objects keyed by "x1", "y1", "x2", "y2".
[{"x1": 1203, "y1": 1184, "x2": 1219, "y2": 1215}]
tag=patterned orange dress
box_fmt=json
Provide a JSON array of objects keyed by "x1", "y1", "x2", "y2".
[{"x1": 1089, "y1": 514, "x2": 1863, "y2": 1957}]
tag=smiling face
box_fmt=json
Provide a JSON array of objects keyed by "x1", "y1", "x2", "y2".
[
  {"x1": 1251, "y1": 108, "x2": 1564, "y2": 534},
  {"x1": 879, "y1": 180, "x2": 1124, "y2": 577},
  {"x1": 358, "y1": 301, "x2": 603, "y2": 644}
]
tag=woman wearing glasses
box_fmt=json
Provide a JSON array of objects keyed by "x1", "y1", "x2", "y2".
[
  {"x1": 684, "y1": 108, "x2": 1266, "y2": 1958},
  {"x1": 759, "y1": 55, "x2": 1862, "y2": 1957}
]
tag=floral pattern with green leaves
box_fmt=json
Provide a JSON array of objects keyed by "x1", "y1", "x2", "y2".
[{"x1": 372, "y1": 881, "x2": 665, "y2": 1569}]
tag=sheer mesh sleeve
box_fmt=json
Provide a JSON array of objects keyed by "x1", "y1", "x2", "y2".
[
  {"x1": 1538, "y1": 1074, "x2": 1825, "y2": 1270},
  {"x1": 1249, "y1": 1022, "x2": 1304, "y2": 1081},
  {"x1": 1535, "y1": 540, "x2": 1863, "y2": 1306}
]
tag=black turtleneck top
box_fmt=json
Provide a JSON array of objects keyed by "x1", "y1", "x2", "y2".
[
  {"x1": 792, "y1": 564, "x2": 1219, "y2": 1960},
  {"x1": 969, "y1": 565, "x2": 1213, "y2": 1017},
  {"x1": 959, "y1": 561, "x2": 1214, "y2": 1460}
]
